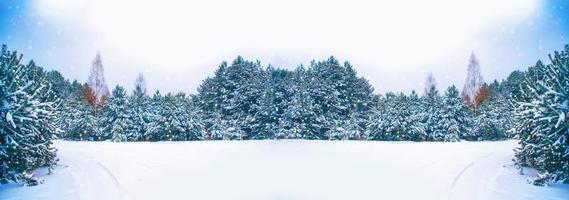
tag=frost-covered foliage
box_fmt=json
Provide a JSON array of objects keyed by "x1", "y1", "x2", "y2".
[
  {"x1": 100, "y1": 86, "x2": 130, "y2": 142},
  {"x1": 51, "y1": 54, "x2": 518, "y2": 143},
  {"x1": 472, "y1": 82, "x2": 512, "y2": 141},
  {"x1": 440, "y1": 85, "x2": 472, "y2": 141},
  {"x1": 146, "y1": 93, "x2": 204, "y2": 141},
  {"x1": 368, "y1": 92, "x2": 425, "y2": 141},
  {"x1": 125, "y1": 84, "x2": 150, "y2": 141},
  {"x1": 0, "y1": 45, "x2": 58, "y2": 185},
  {"x1": 513, "y1": 45, "x2": 569, "y2": 185},
  {"x1": 195, "y1": 56, "x2": 375, "y2": 140},
  {"x1": 422, "y1": 74, "x2": 446, "y2": 141}
]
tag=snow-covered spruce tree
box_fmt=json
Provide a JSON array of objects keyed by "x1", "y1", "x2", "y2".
[
  {"x1": 282, "y1": 65, "x2": 319, "y2": 139},
  {"x1": 440, "y1": 85, "x2": 472, "y2": 141},
  {"x1": 500, "y1": 70, "x2": 526, "y2": 102},
  {"x1": 514, "y1": 45, "x2": 569, "y2": 185},
  {"x1": 307, "y1": 57, "x2": 375, "y2": 139},
  {"x1": 407, "y1": 90, "x2": 427, "y2": 141},
  {"x1": 367, "y1": 92, "x2": 422, "y2": 141},
  {"x1": 342, "y1": 62, "x2": 375, "y2": 140},
  {"x1": 126, "y1": 75, "x2": 150, "y2": 141},
  {"x1": 0, "y1": 45, "x2": 58, "y2": 185},
  {"x1": 307, "y1": 57, "x2": 346, "y2": 139},
  {"x1": 144, "y1": 91, "x2": 166, "y2": 141},
  {"x1": 422, "y1": 73, "x2": 445, "y2": 141},
  {"x1": 196, "y1": 62, "x2": 229, "y2": 140},
  {"x1": 193, "y1": 57, "x2": 270, "y2": 140},
  {"x1": 386, "y1": 93, "x2": 408, "y2": 141},
  {"x1": 59, "y1": 85, "x2": 100, "y2": 141},
  {"x1": 151, "y1": 93, "x2": 204, "y2": 141},
  {"x1": 100, "y1": 86, "x2": 130, "y2": 142},
  {"x1": 472, "y1": 81, "x2": 512, "y2": 140},
  {"x1": 220, "y1": 57, "x2": 263, "y2": 139},
  {"x1": 367, "y1": 94, "x2": 388, "y2": 140},
  {"x1": 205, "y1": 111, "x2": 230, "y2": 140},
  {"x1": 45, "y1": 70, "x2": 73, "y2": 100},
  {"x1": 250, "y1": 67, "x2": 278, "y2": 139}
]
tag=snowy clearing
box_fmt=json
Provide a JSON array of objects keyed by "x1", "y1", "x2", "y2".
[{"x1": 1, "y1": 140, "x2": 568, "y2": 200}]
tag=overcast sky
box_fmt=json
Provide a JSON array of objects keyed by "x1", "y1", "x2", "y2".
[{"x1": 1, "y1": 0, "x2": 568, "y2": 94}]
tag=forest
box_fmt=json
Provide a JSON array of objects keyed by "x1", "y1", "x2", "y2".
[{"x1": 0, "y1": 44, "x2": 568, "y2": 186}]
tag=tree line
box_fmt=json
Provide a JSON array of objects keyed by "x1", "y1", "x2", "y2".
[
  {"x1": 56, "y1": 55, "x2": 510, "y2": 142},
  {"x1": 1, "y1": 44, "x2": 567, "y2": 185}
]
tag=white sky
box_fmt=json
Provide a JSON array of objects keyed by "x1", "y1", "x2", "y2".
[{"x1": 20, "y1": 0, "x2": 564, "y2": 94}]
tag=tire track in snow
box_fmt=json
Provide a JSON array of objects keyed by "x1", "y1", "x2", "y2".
[
  {"x1": 450, "y1": 162, "x2": 476, "y2": 190},
  {"x1": 445, "y1": 152, "x2": 495, "y2": 200},
  {"x1": 96, "y1": 162, "x2": 132, "y2": 200},
  {"x1": 64, "y1": 150, "x2": 126, "y2": 200}
]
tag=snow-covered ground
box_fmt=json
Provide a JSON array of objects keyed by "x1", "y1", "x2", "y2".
[{"x1": 1, "y1": 140, "x2": 567, "y2": 200}]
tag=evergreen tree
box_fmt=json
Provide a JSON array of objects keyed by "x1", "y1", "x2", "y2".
[
  {"x1": 196, "y1": 62, "x2": 229, "y2": 139},
  {"x1": 440, "y1": 85, "x2": 471, "y2": 141},
  {"x1": 0, "y1": 45, "x2": 58, "y2": 185},
  {"x1": 144, "y1": 91, "x2": 166, "y2": 141},
  {"x1": 514, "y1": 45, "x2": 569, "y2": 184},
  {"x1": 58, "y1": 82, "x2": 101, "y2": 140},
  {"x1": 422, "y1": 73, "x2": 444, "y2": 141},
  {"x1": 500, "y1": 70, "x2": 526, "y2": 102},
  {"x1": 471, "y1": 81, "x2": 511, "y2": 140},
  {"x1": 407, "y1": 90, "x2": 427, "y2": 141},
  {"x1": 282, "y1": 66, "x2": 318, "y2": 139},
  {"x1": 45, "y1": 70, "x2": 72, "y2": 100},
  {"x1": 153, "y1": 93, "x2": 204, "y2": 141},
  {"x1": 100, "y1": 86, "x2": 130, "y2": 142},
  {"x1": 343, "y1": 62, "x2": 375, "y2": 140},
  {"x1": 126, "y1": 76, "x2": 150, "y2": 141}
]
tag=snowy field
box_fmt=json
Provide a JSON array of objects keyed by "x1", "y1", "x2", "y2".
[{"x1": 1, "y1": 140, "x2": 568, "y2": 200}]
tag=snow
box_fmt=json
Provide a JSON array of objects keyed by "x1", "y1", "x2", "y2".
[{"x1": 1, "y1": 140, "x2": 568, "y2": 200}]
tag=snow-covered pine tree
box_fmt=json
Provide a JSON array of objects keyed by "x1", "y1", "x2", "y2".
[
  {"x1": 407, "y1": 90, "x2": 427, "y2": 141},
  {"x1": 282, "y1": 65, "x2": 319, "y2": 139},
  {"x1": 59, "y1": 83, "x2": 100, "y2": 141},
  {"x1": 100, "y1": 86, "x2": 130, "y2": 142},
  {"x1": 440, "y1": 85, "x2": 472, "y2": 141},
  {"x1": 471, "y1": 81, "x2": 511, "y2": 141},
  {"x1": 45, "y1": 70, "x2": 73, "y2": 100},
  {"x1": 218, "y1": 57, "x2": 265, "y2": 139},
  {"x1": 196, "y1": 62, "x2": 228, "y2": 139},
  {"x1": 250, "y1": 67, "x2": 278, "y2": 139},
  {"x1": 514, "y1": 45, "x2": 569, "y2": 185},
  {"x1": 308, "y1": 57, "x2": 357, "y2": 139},
  {"x1": 144, "y1": 91, "x2": 166, "y2": 141},
  {"x1": 205, "y1": 111, "x2": 230, "y2": 140},
  {"x1": 157, "y1": 93, "x2": 204, "y2": 141},
  {"x1": 343, "y1": 62, "x2": 375, "y2": 140},
  {"x1": 368, "y1": 92, "x2": 416, "y2": 141},
  {"x1": 184, "y1": 95, "x2": 205, "y2": 141},
  {"x1": 0, "y1": 45, "x2": 58, "y2": 185},
  {"x1": 500, "y1": 70, "x2": 526, "y2": 102},
  {"x1": 422, "y1": 73, "x2": 444, "y2": 141},
  {"x1": 126, "y1": 75, "x2": 150, "y2": 141},
  {"x1": 367, "y1": 94, "x2": 386, "y2": 140}
]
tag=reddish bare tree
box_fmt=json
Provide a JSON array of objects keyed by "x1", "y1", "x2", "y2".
[
  {"x1": 86, "y1": 52, "x2": 110, "y2": 113},
  {"x1": 462, "y1": 52, "x2": 485, "y2": 111},
  {"x1": 473, "y1": 84, "x2": 490, "y2": 114},
  {"x1": 81, "y1": 83, "x2": 97, "y2": 112}
]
